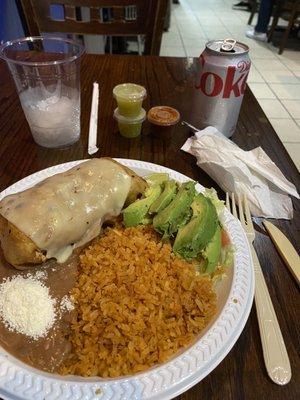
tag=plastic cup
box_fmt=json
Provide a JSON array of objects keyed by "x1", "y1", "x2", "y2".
[
  {"x1": 113, "y1": 83, "x2": 146, "y2": 118},
  {"x1": 0, "y1": 36, "x2": 85, "y2": 148},
  {"x1": 114, "y1": 108, "x2": 146, "y2": 138}
]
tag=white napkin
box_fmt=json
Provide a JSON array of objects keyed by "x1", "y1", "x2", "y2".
[{"x1": 181, "y1": 126, "x2": 299, "y2": 219}]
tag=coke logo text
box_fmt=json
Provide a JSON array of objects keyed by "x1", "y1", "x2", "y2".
[
  {"x1": 195, "y1": 56, "x2": 249, "y2": 98},
  {"x1": 237, "y1": 60, "x2": 251, "y2": 73}
]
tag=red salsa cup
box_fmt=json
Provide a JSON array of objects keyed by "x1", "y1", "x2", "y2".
[{"x1": 147, "y1": 106, "x2": 180, "y2": 138}]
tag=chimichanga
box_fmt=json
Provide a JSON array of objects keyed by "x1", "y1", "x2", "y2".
[{"x1": 0, "y1": 158, "x2": 147, "y2": 268}]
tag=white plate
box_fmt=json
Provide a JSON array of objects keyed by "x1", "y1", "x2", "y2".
[{"x1": 0, "y1": 159, "x2": 254, "y2": 400}]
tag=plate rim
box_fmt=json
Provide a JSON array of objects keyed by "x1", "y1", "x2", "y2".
[{"x1": 0, "y1": 159, "x2": 254, "y2": 400}]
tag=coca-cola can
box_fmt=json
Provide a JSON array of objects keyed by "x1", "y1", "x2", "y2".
[{"x1": 195, "y1": 39, "x2": 251, "y2": 137}]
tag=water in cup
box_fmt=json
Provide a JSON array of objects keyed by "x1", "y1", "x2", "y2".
[
  {"x1": 20, "y1": 87, "x2": 80, "y2": 148},
  {"x1": 0, "y1": 37, "x2": 84, "y2": 148}
]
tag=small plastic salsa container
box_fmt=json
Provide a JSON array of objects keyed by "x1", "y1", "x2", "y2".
[
  {"x1": 113, "y1": 83, "x2": 147, "y2": 118},
  {"x1": 147, "y1": 106, "x2": 180, "y2": 138},
  {"x1": 114, "y1": 108, "x2": 146, "y2": 138}
]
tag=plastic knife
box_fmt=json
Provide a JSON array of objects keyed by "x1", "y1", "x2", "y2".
[{"x1": 263, "y1": 220, "x2": 300, "y2": 286}]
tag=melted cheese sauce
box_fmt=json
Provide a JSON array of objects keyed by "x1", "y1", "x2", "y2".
[{"x1": 0, "y1": 159, "x2": 131, "y2": 262}]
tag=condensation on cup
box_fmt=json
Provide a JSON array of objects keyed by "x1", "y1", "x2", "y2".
[{"x1": 195, "y1": 38, "x2": 251, "y2": 138}]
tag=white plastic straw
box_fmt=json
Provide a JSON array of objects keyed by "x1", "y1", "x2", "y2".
[{"x1": 88, "y1": 82, "x2": 99, "y2": 155}]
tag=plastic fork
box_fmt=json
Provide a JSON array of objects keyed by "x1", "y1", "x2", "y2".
[{"x1": 226, "y1": 193, "x2": 291, "y2": 385}]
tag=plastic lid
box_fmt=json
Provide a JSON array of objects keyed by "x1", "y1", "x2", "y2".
[
  {"x1": 114, "y1": 108, "x2": 146, "y2": 124},
  {"x1": 113, "y1": 83, "x2": 147, "y2": 101},
  {"x1": 147, "y1": 106, "x2": 180, "y2": 126}
]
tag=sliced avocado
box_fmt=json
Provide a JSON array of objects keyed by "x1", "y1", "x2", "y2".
[
  {"x1": 149, "y1": 180, "x2": 178, "y2": 214},
  {"x1": 123, "y1": 184, "x2": 162, "y2": 227},
  {"x1": 191, "y1": 193, "x2": 207, "y2": 214},
  {"x1": 152, "y1": 181, "x2": 196, "y2": 239},
  {"x1": 160, "y1": 207, "x2": 193, "y2": 243},
  {"x1": 177, "y1": 207, "x2": 192, "y2": 228},
  {"x1": 203, "y1": 225, "x2": 222, "y2": 274},
  {"x1": 173, "y1": 193, "x2": 218, "y2": 260},
  {"x1": 146, "y1": 173, "x2": 169, "y2": 186}
]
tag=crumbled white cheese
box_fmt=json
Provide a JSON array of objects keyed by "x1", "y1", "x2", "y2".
[
  {"x1": 0, "y1": 276, "x2": 56, "y2": 340},
  {"x1": 60, "y1": 295, "x2": 74, "y2": 312},
  {"x1": 34, "y1": 270, "x2": 47, "y2": 280}
]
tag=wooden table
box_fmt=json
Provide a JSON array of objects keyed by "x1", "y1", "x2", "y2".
[{"x1": 0, "y1": 54, "x2": 299, "y2": 400}]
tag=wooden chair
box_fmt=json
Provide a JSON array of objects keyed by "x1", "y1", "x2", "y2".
[
  {"x1": 18, "y1": 0, "x2": 167, "y2": 55},
  {"x1": 268, "y1": 0, "x2": 300, "y2": 54}
]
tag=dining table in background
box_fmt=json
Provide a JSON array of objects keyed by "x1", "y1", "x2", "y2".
[{"x1": 0, "y1": 54, "x2": 299, "y2": 400}]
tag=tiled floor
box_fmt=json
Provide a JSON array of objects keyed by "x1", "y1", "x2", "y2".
[{"x1": 160, "y1": 0, "x2": 300, "y2": 171}]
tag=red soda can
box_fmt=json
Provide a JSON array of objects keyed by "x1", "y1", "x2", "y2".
[{"x1": 195, "y1": 39, "x2": 251, "y2": 137}]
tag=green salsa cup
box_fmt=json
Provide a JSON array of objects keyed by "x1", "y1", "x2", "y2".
[
  {"x1": 113, "y1": 83, "x2": 147, "y2": 118},
  {"x1": 114, "y1": 108, "x2": 146, "y2": 138}
]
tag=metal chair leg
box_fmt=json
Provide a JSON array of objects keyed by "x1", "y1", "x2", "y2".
[{"x1": 137, "y1": 35, "x2": 142, "y2": 55}]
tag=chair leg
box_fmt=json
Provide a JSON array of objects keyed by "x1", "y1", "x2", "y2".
[
  {"x1": 267, "y1": 14, "x2": 279, "y2": 42},
  {"x1": 137, "y1": 35, "x2": 142, "y2": 55},
  {"x1": 248, "y1": 10, "x2": 256, "y2": 25},
  {"x1": 279, "y1": 9, "x2": 297, "y2": 55},
  {"x1": 248, "y1": 0, "x2": 257, "y2": 25}
]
